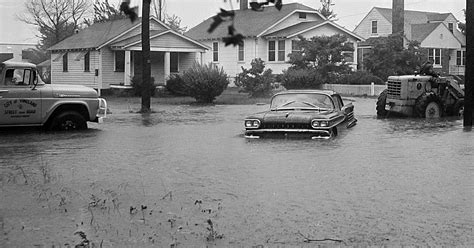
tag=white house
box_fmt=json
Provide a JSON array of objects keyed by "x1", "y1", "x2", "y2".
[
  {"x1": 354, "y1": 7, "x2": 466, "y2": 76},
  {"x1": 47, "y1": 17, "x2": 208, "y2": 93},
  {"x1": 185, "y1": 1, "x2": 363, "y2": 79}
]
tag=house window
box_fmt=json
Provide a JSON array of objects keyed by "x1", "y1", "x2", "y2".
[
  {"x1": 428, "y1": 48, "x2": 442, "y2": 66},
  {"x1": 342, "y1": 42, "x2": 354, "y2": 63},
  {"x1": 238, "y1": 42, "x2": 244, "y2": 62},
  {"x1": 84, "y1": 51, "x2": 90, "y2": 72},
  {"x1": 170, "y1": 52, "x2": 179, "y2": 72},
  {"x1": 448, "y1": 23, "x2": 454, "y2": 33},
  {"x1": 371, "y1": 20, "x2": 377, "y2": 34},
  {"x1": 291, "y1": 40, "x2": 301, "y2": 53},
  {"x1": 268, "y1": 40, "x2": 276, "y2": 61},
  {"x1": 213, "y1": 42, "x2": 219, "y2": 62},
  {"x1": 278, "y1": 40, "x2": 285, "y2": 61},
  {"x1": 456, "y1": 50, "x2": 466, "y2": 66},
  {"x1": 299, "y1": 12, "x2": 307, "y2": 19},
  {"x1": 62, "y1": 53, "x2": 68, "y2": 72},
  {"x1": 115, "y1": 51, "x2": 125, "y2": 72}
]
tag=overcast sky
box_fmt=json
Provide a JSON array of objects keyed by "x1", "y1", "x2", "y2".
[{"x1": 0, "y1": 0, "x2": 466, "y2": 44}]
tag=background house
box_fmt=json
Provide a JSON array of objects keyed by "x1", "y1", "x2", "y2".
[
  {"x1": 48, "y1": 17, "x2": 208, "y2": 93},
  {"x1": 0, "y1": 42, "x2": 36, "y2": 63},
  {"x1": 186, "y1": 0, "x2": 363, "y2": 81},
  {"x1": 354, "y1": 7, "x2": 466, "y2": 76}
]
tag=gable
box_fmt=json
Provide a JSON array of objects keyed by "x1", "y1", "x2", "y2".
[
  {"x1": 111, "y1": 19, "x2": 168, "y2": 44},
  {"x1": 418, "y1": 24, "x2": 461, "y2": 49},
  {"x1": 186, "y1": 3, "x2": 320, "y2": 40},
  {"x1": 111, "y1": 31, "x2": 208, "y2": 51},
  {"x1": 265, "y1": 21, "x2": 362, "y2": 42},
  {"x1": 263, "y1": 11, "x2": 326, "y2": 36},
  {"x1": 353, "y1": 8, "x2": 392, "y2": 39}
]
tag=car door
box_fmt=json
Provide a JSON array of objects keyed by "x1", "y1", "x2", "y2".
[{"x1": 0, "y1": 68, "x2": 42, "y2": 125}]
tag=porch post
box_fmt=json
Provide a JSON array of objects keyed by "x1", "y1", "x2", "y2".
[
  {"x1": 124, "y1": 50, "x2": 131, "y2": 86},
  {"x1": 164, "y1": 51, "x2": 170, "y2": 85}
]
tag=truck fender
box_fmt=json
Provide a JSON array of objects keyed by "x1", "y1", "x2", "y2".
[{"x1": 43, "y1": 101, "x2": 92, "y2": 125}]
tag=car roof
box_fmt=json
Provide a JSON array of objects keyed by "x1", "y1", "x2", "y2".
[
  {"x1": 1, "y1": 61, "x2": 37, "y2": 69},
  {"x1": 273, "y1": 89, "x2": 338, "y2": 97}
]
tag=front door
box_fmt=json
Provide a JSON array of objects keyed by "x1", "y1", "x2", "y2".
[{"x1": 0, "y1": 68, "x2": 42, "y2": 125}]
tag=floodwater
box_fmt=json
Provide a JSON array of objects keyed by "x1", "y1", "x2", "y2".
[{"x1": 1, "y1": 97, "x2": 473, "y2": 247}]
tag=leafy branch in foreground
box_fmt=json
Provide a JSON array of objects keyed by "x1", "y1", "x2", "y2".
[{"x1": 208, "y1": 0, "x2": 283, "y2": 46}]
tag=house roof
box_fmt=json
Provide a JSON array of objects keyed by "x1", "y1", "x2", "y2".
[
  {"x1": 374, "y1": 7, "x2": 453, "y2": 24},
  {"x1": 48, "y1": 18, "x2": 140, "y2": 51},
  {"x1": 185, "y1": 3, "x2": 321, "y2": 40},
  {"x1": 264, "y1": 20, "x2": 363, "y2": 41},
  {"x1": 411, "y1": 23, "x2": 440, "y2": 42},
  {"x1": 48, "y1": 17, "x2": 208, "y2": 52}
]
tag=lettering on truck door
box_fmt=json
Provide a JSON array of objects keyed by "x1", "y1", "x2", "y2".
[{"x1": 0, "y1": 68, "x2": 42, "y2": 125}]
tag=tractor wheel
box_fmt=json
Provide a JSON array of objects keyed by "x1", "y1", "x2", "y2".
[
  {"x1": 48, "y1": 111, "x2": 88, "y2": 131},
  {"x1": 415, "y1": 92, "x2": 443, "y2": 118},
  {"x1": 454, "y1": 99, "x2": 464, "y2": 117},
  {"x1": 376, "y1": 89, "x2": 388, "y2": 117}
]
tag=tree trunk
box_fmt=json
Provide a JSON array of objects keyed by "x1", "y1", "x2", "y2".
[{"x1": 141, "y1": 0, "x2": 152, "y2": 113}]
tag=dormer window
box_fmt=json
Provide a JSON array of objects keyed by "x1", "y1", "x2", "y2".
[
  {"x1": 448, "y1": 23, "x2": 454, "y2": 33},
  {"x1": 299, "y1": 12, "x2": 307, "y2": 19}
]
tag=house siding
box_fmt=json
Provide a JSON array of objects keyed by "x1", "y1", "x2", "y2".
[
  {"x1": 149, "y1": 33, "x2": 199, "y2": 48},
  {"x1": 51, "y1": 50, "x2": 99, "y2": 88},
  {"x1": 353, "y1": 9, "x2": 392, "y2": 39},
  {"x1": 179, "y1": 52, "x2": 198, "y2": 72},
  {"x1": 101, "y1": 47, "x2": 123, "y2": 87}
]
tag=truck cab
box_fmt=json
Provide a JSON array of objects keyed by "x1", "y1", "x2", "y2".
[{"x1": 0, "y1": 61, "x2": 107, "y2": 130}]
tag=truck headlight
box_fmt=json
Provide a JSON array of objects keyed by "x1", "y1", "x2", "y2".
[
  {"x1": 245, "y1": 119, "x2": 260, "y2": 128},
  {"x1": 320, "y1": 121, "x2": 328, "y2": 127}
]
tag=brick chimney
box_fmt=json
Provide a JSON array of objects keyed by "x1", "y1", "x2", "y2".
[
  {"x1": 240, "y1": 0, "x2": 248, "y2": 10},
  {"x1": 392, "y1": 0, "x2": 404, "y2": 36}
]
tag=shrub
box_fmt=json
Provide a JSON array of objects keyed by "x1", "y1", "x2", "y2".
[
  {"x1": 335, "y1": 71, "x2": 384, "y2": 85},
  {"x1": 235, "y1": 58, "x2": 275, "y2": 98},
  {"x1": 181, "y1": 63, "x2": 229, "y2": 103},
  {"x1": 131, "y1": 75, "x2": 156, "y2": 97},
  {"x1": 280, "y1": 68, "x2": 324, "y2": 89},
  {"x1": 166, "y1": 73, "x2": 188, "y2": 96}
]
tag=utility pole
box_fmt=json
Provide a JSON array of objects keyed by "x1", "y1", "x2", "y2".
[
  {"x1": 141, "y1": 0, "x2": 152, "y2": 113},
  {"x1": 464, "y1": 0, "x2": 473, "y2": 127},
  {"x1": 392, "y1": 0, "x2": 404, "y2": 50}
]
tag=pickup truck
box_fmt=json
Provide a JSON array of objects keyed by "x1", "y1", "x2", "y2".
[{"x1": 0, "y1": 61, "x2": 107, "y2": 131}]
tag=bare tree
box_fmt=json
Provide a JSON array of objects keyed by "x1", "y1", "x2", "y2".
[
  {"x1": 18, "y1": 0, "x2": 90, "y2": 50},
  {"x1": 84, "y1": 0, "x2": 127, "y2": 26}
]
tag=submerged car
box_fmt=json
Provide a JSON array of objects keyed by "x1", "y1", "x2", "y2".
[{"x1": 244, "y1": 90, "x2": 357, "y2": 139}]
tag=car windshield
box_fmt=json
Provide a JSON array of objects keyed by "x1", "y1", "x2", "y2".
[{"x1": 270, "y1": 93, "x2": 334, "y2": 110}]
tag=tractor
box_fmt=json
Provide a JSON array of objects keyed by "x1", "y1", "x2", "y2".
[{"x1": 376, "y1": 75, "x2": 464, "y2": 118}]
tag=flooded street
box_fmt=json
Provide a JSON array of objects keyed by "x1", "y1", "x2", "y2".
[{"x1": 1, "y1": 97, "x2": 473, "y2": 247}]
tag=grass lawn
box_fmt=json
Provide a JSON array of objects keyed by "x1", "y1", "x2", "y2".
[{"x1": 103, "y1": 87, "x2": 272, "y2": 106}]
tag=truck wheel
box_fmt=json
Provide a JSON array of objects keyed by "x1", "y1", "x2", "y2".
[
  {"x1": 415, "y1": 93, "x2": 442, "y2": 118},
  {"x1": 454, "y1": 100, "x2": 464, "y2": 117},
  {"x1": 49, "y1": 111, "x2": 87, "y2": 131},
  {"x1": 425, "y1": 102, "x2": 442, "y2": 118},
  {"x1": 376, "y1": 89, "x2": 388, "y2": 117}
]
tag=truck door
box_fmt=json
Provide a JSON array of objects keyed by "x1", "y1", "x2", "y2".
[{"x1": 0, "y1": 68, "x2": 42, "y2": 125}]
